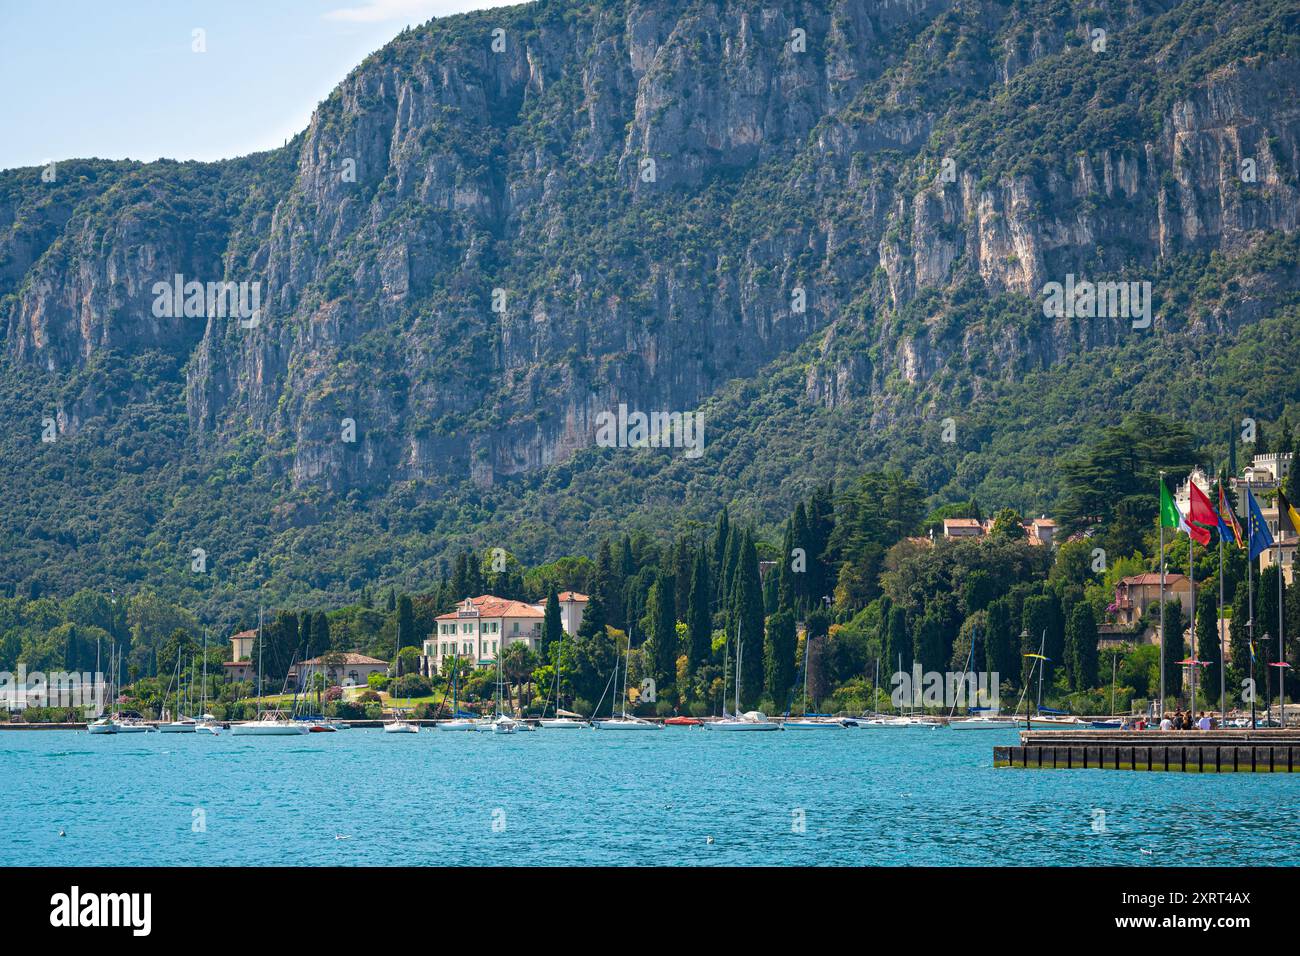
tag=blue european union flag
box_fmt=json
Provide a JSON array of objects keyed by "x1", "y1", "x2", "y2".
[{"x1": 1246, "y1": 489, "x2": 1275, "y2": 560}]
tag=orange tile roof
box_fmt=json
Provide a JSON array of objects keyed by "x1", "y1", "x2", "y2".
[
  {"x1": 436, "y1": 595, "x2": 544, "y2": 621},
  {"x1": 557, "y1": 591, "x2": 589, "y2": 602}
]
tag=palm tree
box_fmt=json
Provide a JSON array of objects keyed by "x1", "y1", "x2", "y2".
[{"x1": 500, "y1": 641, "x2": 536, "y2": 715}]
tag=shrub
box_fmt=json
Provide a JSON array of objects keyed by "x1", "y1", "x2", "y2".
[
  {"x1": 323, "y1": 685, "x2": 343, "y2": 703},
  {"x1": 392, "y1": 674, "x2": 432, "y2": 698}
]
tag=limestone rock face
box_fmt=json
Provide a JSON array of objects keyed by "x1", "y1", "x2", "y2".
[{"x1": 3, "y1": 0, "x2": 1297, "y2": 493}]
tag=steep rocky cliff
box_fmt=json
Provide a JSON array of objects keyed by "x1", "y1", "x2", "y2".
[{"x1": 1, "y1": 0, "x2": 1297, "y2": 610}]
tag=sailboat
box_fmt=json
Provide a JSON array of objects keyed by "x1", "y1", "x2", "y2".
[
  {"x1": 436, "y1": 657, "x2": 477, "y2": 731},
  {"x1": 948, "y1": 627, "x2": 1017, "y2": 730},
  {"x1": 703, "y1": 625, "x2": 780, "y2": 731},
  {"x1": 783, "y1": 631, "x2": 845, "y2": 729},
  {"x1": 159, "y1": 652, "x2": 196, "y2": 733},
  {"x1": 232, "y1": 609, "x2": 310, "y2": 736},
  {"x1": 474, "y1": 637, "x2": 519, "y2": 733},
  {"x1": 87, "y1": 641, "x2": 116, "y2": 734},
  {"x1": 383, "y1": 628, "x2": 419, "y2": 734},
  {"x1": 539, "y1": 628, "x2": 587, "y2": 729},
  {"x1": 592, "y1": 629, "x2": 662, "y2": 730},
  {"x1": 195, "y1": 629, "x2": 221, "y2": 734}
]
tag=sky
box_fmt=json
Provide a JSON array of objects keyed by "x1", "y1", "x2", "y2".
[{"x1": 0, "y1": 0, "x2": 522, "y2": 171}]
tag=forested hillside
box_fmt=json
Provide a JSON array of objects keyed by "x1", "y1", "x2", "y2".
[{"x1": 1, "y1": 0, "x2": 1298, "y2": 627}]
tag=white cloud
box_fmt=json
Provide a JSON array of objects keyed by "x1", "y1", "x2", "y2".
[{"x1": 324, "y1": 0, "x2": 521, "y2": 24}]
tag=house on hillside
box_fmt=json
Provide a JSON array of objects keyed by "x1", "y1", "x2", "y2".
[
  {"x1": 420, "y1": 595, "x2": 545, "y2": 677},
  {"x1": 222, "y1": 629, "x2": 258, "y2": 683}
]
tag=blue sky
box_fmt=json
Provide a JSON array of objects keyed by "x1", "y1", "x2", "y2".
[{"x1": 0, "y1": 0, "x2": 520, "y2": 171}]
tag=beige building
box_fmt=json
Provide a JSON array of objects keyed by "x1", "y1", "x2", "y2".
[
  {"x1": 421, "y1": 595, "x2": 544, "y2": 676},
  {"x1": 294, "y1": 652, "x2": 389, "y2": 691},
  {"x1": 1109, "y1": 573, "x2": 1191, "y2": 628},
  {"x1": 556, "y1": 591, "x2": 588, "y2": 637},
  {"x1": 223, "y1": 629, "x2": 258, "y2": 682}
]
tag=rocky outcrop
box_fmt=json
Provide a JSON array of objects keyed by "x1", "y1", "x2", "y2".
[{"x1": 2, "y1": 0, "x2": 1297, "y2": 493}]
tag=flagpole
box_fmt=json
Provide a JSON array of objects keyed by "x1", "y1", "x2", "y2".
[
  {"x1": 1247, "y1": 479, "x2": 1256, "y2": 730},
  {"x1": 1189, "y1": 510, "x2": 1196, "y2": 725},
  {"x1": 1278, "y1": 526, "x2": 1286, "y2": 729},
  {"x1": 1159, "y1": 470, "x2": 1166, "y2": 718},
  {"x1": 1218, "y1": 496, "x2": 1225, "y2": 720}
]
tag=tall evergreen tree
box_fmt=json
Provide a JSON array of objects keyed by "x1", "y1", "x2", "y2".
[
  {"x1": 648, "y1": 573, "x2": 678, "y2": 695},
  {"x1": 711, "y1": 508, "x2": 730, "y2": 590},
  {"x1": 311, "y1": 611, "x2": 330, "y2": 656},
  {"x1": 1160, "y1": 598, "x2": 1186, "y2": 701},
  {"x1": 673, "y1": 537, "x2": 692, "y2": 619},
  {"x1": 1065, "y1": 602, "x2": 1099, "y2": 691},
  {"x1": 791, "y1": 501, "x2": 812, "y2": 610},
  {"x1": 764, "y1": 608, "x2": 797, "y2": 714},
  {"x1": 885, "y1": 606, "x2": 910, "y2": 677},
  {"x1": 593, "y1": 539, "x2": 624, "y2": 631},
  {"x1": 734, "y1": 535, "x2": 765, "y2": 709},
  {"x1": 543, "y1": 585, "x2": 563, "y2": 655},
  {"x1": 397, "y1": 594, "x2": 416, "y2": 649},
  {"x1": 687, "y1": 549, "x2": 712, "y2": 673},
  {"x1": 985, "y1": 597, "x2": 1018, "y2": 690}
]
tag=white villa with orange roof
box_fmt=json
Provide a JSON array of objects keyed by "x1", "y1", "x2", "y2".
[{"x1": 420, "y1": 591, "x2": 589, "y2": 677}]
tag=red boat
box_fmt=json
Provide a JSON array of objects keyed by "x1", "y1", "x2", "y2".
[{"x1": 663, "y1": 716, "x2": 702, "y2": 726}]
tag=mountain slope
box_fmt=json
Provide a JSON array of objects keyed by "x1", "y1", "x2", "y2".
[{"x1": 1, "y1": 0, "x2": 1297, "y2": 622}]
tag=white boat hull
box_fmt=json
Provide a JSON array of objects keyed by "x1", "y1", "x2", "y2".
[
  {"x1": 704, "y1": 720, "x2": 782, "y2": 731},
  {"x1": 592, "y1": 719, "x2": 662, "y2": 730},
  {"x1": 950, "y1": 719, "x2": 1019, "y2": 730},
  {"x1": 158, "y1": 722, "x2": 197, "y2": 733},
  {"x1": 87, "y1": 720, "x2": 116, "y2": 735},
  {"x1": 782, "y1": 719, "x2": 845, "y2": 730},
  {"x1": 539, "y1": 718, "x2": 587, "y2": 729},
  {"x1": 436, "y1": 719, "x2": 477, "y2": 732},
  {"x1": 230, "y1": 721, "x2": 311, "y2": 736},
  {"x1": 383, "y1": 722, "x2": 419, "y2": 734},
  {"x1": 195, "y1": 724, "x2": 221, "y2": 735}
]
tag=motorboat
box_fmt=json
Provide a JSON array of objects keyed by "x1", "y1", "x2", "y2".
[
  {"x1": 663, "y1": 716, "x2": 702, "y2": 727},
  {"x1": 158, "y1": 717, "x2": 197, "y2": 733},
  {"x1": 383, "y1": 719, "x2": 419, "y2": 734}
]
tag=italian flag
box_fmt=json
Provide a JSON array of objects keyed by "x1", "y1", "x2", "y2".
[{"x1": 1160, "y1": 475, "x2": 1211, "y2": 546}]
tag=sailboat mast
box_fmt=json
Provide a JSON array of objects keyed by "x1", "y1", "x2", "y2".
[
  {"x1": 734, "y1": 630, "x2": 742, "y2": 716},
  {"x1": 202, "y1": 628, "x2": 207, "y2": 715},
  {"x1": 257, "y1": 607, "x2": 264, "y2": 718}
]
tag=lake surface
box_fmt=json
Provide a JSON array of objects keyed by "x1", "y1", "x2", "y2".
[{"x1": 4, "y1": 727, "x2": 1296, "y2": 866}]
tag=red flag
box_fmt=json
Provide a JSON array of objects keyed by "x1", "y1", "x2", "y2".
[{"x1": 1186, "y1": 478, "x2": 1214, "y2": 546}]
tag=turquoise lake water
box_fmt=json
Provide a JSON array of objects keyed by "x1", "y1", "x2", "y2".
[{"x1": 4, "y1": 727, "x2": 1296, "y2": 866}]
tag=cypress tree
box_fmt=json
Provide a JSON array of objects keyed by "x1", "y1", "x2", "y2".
[
  {"x1": 735, "y1": 535, "x2": 765, "y2": 710},
  {"x1": 673, "y1": 537, "x2": 692, "y2": 618},
  {"x1": 543, "y1": 585, "x2": 563, "y2": 655},
  {"x1": 397, "y1": 594, "x2": 415, "y2": 649},
  {"x1": 1161, "y1": 598, "x2": 1186, "y2": 700},
  {"x1": 648, "y1": 573, "x2": 677, "y2": 694},
  {"x1": 311, "y1": 611, "x2": 330, "y2": 656},
  {"x1": 764, "y1": 608, "x2": 797, "y2": 714},
  {"x1": 791, "y1": 502, "x2": 811, "y2": 610},
  {"x1": 1065, "y1": 602, "x2": 1099, "y2": 691},
  {"x1": 711, "y1": 508, "x2": 730, "y2": 589},
  {"x1": 687, "y1": 549, "x2": 712, "y2": 672}
]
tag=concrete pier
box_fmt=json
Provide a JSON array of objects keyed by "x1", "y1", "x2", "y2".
[{"x1": 995, "y1": 729, "x2": 1300, "y2": 772}]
